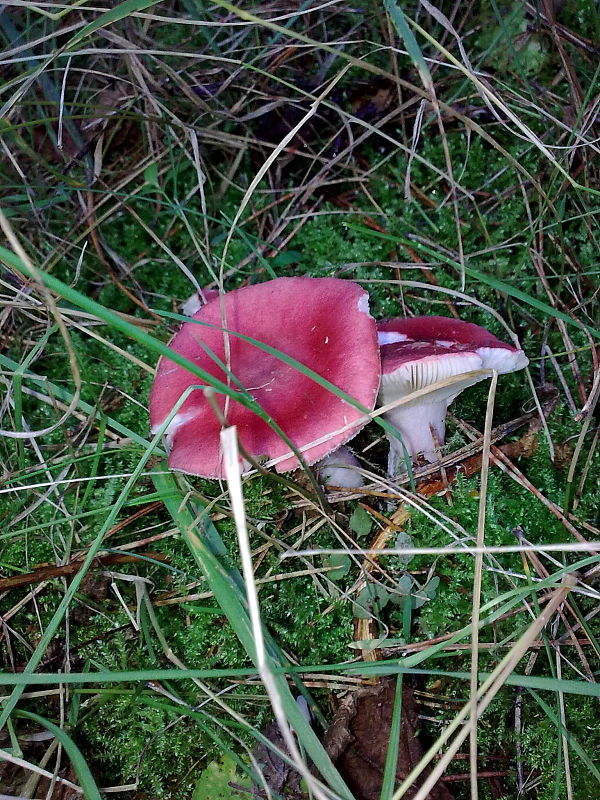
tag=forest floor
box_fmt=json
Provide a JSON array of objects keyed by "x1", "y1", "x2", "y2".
[{"x1": 0, "y1": 1, "x2": 599, "y2": 798}]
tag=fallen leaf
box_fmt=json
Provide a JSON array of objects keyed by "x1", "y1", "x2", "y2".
[{"x1": 324, "y1": 680, "x2": 454, "y2": 800}]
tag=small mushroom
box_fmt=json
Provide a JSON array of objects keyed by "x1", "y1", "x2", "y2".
[
  {"x1": 377, "y1": 316, "x2": 528, "y2": 471},
  {"x1": 150, "y1": 277, "x2": 380, "y2": 478},
  {"x1": 317, "y1": 445, "x2": 365, "y2": 489}
]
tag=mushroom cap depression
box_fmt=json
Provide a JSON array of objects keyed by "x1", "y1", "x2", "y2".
[
  {"x1": 378, "y1": 315, "x2": 529, "y2": 374},
  {"x1": 150, "y1": 277, "x2": 380, "y2": 478}
]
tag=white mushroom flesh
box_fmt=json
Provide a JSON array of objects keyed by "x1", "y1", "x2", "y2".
[
  {"x1": 380, "y1": 350, "x2": 484, "y2": 467},
  {"x1": 476, "y1": 346, "x2": 529, "y2": 373},
  {"x1": 317, "y1": 445, "x2": 365, "y2": 489}
]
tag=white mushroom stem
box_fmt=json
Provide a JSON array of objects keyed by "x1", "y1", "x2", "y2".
[
  {"x1": 384, "y1": 401, "x2": 447, "y2": 472},
  {"x1": 317, "y1": 446, "x2": 365, "y2": 489}
]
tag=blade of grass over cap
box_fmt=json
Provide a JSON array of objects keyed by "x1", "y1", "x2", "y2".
[{"x1": 156, "y1": 308, "x2": 382, "y2": 421}]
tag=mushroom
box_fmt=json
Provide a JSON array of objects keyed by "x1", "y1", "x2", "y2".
[
  {"x1": 378, "y1": 316, "x2": 529, "y2": 373},
  {"x1": 150, "y1": 277, "x2": 380, "y2": 478},
  {"x1": 377, "y1": 316, "x2": 529, "y2": 471},
  {"x1": 317, "y1": 445, "x2": 365, "y2": 489}
]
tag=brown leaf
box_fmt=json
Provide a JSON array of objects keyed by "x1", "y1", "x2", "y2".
[
  {"x1": 251, "y1": 721, "x2": 302, "y2": 798},
  {"x1": 324, "y1": 680, "x2": 454, "y2": 800}
]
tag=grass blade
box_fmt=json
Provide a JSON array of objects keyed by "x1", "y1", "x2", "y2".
[{"x1": 15, "y1": 710, "x2": 102, "y2": 800}]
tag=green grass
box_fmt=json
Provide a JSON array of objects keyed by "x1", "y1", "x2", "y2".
[{"x1": 1, "y1": 0, "x2": 599, "y2": 798}]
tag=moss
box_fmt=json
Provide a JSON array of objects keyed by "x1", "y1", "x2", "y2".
[
  {"x1": 262, "y1": 578, "x2": 353, "y2": 664},
  {"x1": 519, "y1": 696, "x2": 600, "y2": 800},
  {"x1": 78, "y1": 694, "x2": 213, "y2": 798}
]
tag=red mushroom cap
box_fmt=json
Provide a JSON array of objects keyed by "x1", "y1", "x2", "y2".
[
  {"x1": 150, "y1": 277, "x2": 380, "y2": 478},
  {"x1": 378, "y1": 316, "x2": 528, "y2": 373}
]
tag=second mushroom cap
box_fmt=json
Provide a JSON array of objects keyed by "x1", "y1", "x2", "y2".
[{"x1": 377, "y1": 316, "x2": 529, "y2": 468}]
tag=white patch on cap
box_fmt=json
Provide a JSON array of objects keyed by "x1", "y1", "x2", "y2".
[
  {"x1": 181, "y1": 293, "x2": 202, "y2": 317},
  {"x1": 378, "y1": 331, "x2": 409, "y2": 345},
  {"x1": 357, "y1": 293, "x2": 370, "y2": 314},
  {"x1": 434, "y1": 339, "x2": 454, "y2": 348},
  {"x1": 151, "y1": 409, "x2": 197, "y2": 445}
]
